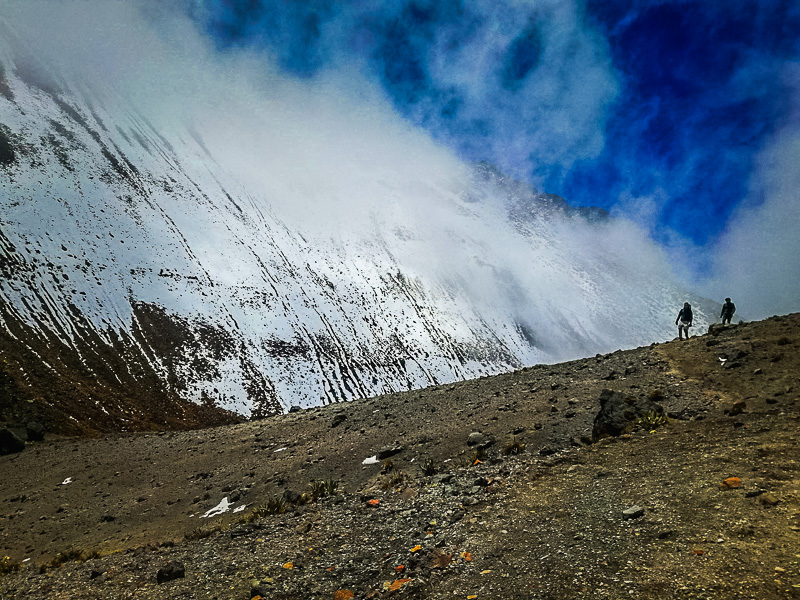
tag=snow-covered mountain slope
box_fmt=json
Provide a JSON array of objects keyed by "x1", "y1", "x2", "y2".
[{"x1": 0, "y1": 14, "x2": 715, "y2": 425}]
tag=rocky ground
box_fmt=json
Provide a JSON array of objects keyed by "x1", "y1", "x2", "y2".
[{"x1": 0, "y1": 314, "x2": 798, "y2": 599}]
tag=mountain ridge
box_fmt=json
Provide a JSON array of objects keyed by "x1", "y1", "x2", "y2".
[{"x1": 1, "y1": 29, "x2": 716, "y2": 426}]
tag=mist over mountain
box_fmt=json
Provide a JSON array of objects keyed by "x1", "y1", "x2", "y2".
[{"x1": 0, "y1": 3, "x2": 715, "y2": 427}]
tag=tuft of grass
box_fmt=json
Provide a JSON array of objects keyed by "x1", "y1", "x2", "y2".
[
  {"x1": 380, "y1": 471, "x2": 406, "y2": 490},
  {"x1": 39, "y1": 547, "x2": 100, "y2": 573},
  {"x1": 308, "y1": 478, "x2": 339, "y2": 501},
  {"x1": 1, "y1": 556, "x2": 22, "y2": 575},
  {"x1": 647, "y1": 389, "x2": 665, "y2": 403},
  {"x1": 638, "y1": 411, "x2": 668, "y2": 430},
  {"x1": 381, "y1": 459, "x2": 394, "y2": 474},
  {"x1": 503, "y1": 436, "x2": 526, "y2": 456},
  {"x1": 420, "y1": 457, "x2": 437, "y2": 476},
  {"x1": 184, "y1": 520, "x2": 229, "y2": 542},
  {"x1": 248, "y1": 495, "x2": 288, "y2": 519}
]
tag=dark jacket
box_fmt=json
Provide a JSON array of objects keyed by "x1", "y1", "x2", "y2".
[
  {"x1": 676, "y1": 307, "x2": 693, "y2": 325},
  {"x1": 720, "y1": 301, "x2": 736, "y2": 318}
]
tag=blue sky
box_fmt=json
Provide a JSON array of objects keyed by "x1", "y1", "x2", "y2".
[{"x1": 186, "y1": 0, "x2": 799, "y2": 252}]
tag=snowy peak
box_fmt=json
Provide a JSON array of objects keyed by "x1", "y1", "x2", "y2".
[{"x1": 0, "y1": 25, "x2": 715, "y2": 431}]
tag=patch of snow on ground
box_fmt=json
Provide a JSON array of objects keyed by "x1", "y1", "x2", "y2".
[{"x1": 201, "y1": 497, "x2": 230, "y2": 518}]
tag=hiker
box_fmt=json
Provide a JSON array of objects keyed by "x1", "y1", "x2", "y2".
[
  {"x1": 675, "y1": 302, "x2": 693, "y2": 340},
  {"x1": 720, "y1": 297, "x2": 736, "y2": 325}
]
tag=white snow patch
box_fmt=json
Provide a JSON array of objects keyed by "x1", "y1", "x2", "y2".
[
  {"x1": 201, "y1": 497, "x2": 231, "y2": 518},
  {"x1": 273, "y1": 447, "x2": 287, "y2": 453},
  {"x1": 61, "y1": 477, "x2": 73, "y2": 485},
  {"x1": 362, "y1": 455, "x2": 379, "y2": 465},
  {"x1": 233, "y1": 505, "x2": 246, "y2": 513}
]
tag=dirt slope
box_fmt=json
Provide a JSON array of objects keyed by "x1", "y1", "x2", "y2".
[{"x1": 1, "y1": 314, "x2": 798, "y2": 599}]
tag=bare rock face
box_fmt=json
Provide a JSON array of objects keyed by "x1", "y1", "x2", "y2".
[{"x1": 591, "y1": 389, "x2": 664, "y2": 442}]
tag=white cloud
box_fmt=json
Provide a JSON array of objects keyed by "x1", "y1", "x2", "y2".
[{"x1": 703, "y1": 72, "x2": 800, "y2": 319}]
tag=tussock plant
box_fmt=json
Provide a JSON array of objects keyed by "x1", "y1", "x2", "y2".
[
  {"x1": 184, "y1": 521, "x2": 227, "y2": 541},
  {"x1": 647, "y1": 389, "x2": 665, "y2": 403},
  {"x1": 420, "y1": 457, "x2": 437, "y2": 476},
  {"x1": 249, "y1": 495, "x2": 289, "y2": 519},
  {"x1": 503, "y1": 436, "x2": 526, "y2": 456},
  {"x1": 308, "y1": 478, "x2": 339, "y2": 501},
  {"x1": 1, "y1": 556, "x2": 21, "y2": 575},
  {"x1": 381, "y1": 459, "x2": 394, "y2": 474},
  {"x1": 380, "y1": 471, "x2": 406, "y2": 490},
  {"x1": 638, "y1": 411, "x2": 668, "y2": 430},
  {"x1": 39, "y1": 547, "x2": 101, "y2": 573}
]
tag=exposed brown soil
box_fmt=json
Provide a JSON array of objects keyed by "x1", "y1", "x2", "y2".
[
  {"x1": 1, "y1": 314, "x2": 798, "y2": 599},
  {"x1": 0, "y1": 299, "x2": 245, "y2": 436}
]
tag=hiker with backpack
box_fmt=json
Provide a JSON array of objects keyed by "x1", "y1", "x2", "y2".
[
  {"x1": 720, "y1": 297, "x2": 736, "y2": 325},
  {"x1": 675, "y1": 302, "x2": 693, "y2": 340}
]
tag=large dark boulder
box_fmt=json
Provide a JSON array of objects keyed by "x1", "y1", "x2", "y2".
[
  {"x1": 592, "y1": 389, "x2": 664, "y2": 442},
  {"x1": 156, "y1": 560, "x2": 185, "y2": 584},
  {"x1": 0, "y1": 428, "x2": 25, "y2": 455},
  {"x1": 26, "y1": 421, "x2": 45, "y2": 442}
]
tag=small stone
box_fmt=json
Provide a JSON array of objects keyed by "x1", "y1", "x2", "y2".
[
  {"x1": 431, "y1": 473, "x2": 454, "y2": 485},
  {"x1": 376, "y1": 445, "x2": 403, "y2": 460},
  {"x1": 727, "y1": 401, "x2": 746, "y2": 416},
  {"x1": 759, "y1": 493, "x2": 780, "y2": 506},
  {"x1": 449, "y1": 509, "x2": 466, "y2": 523},
  {"x1": 156, "y1": 561, "x2": 185, "y2": 584},
  {"x1": 657, "y1": 530, "x2": 673, "y2": 539},
  {"x1": 466, "y1": 432, "x2": 485, "y2": 446},
  {"x1": 720, "y1": 477, "x2": 742, "y2": 490},
  {"x1": 622, "y1": 505, "x2": 645, "y2": 520}
]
